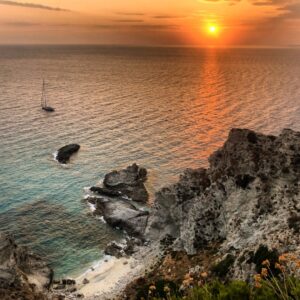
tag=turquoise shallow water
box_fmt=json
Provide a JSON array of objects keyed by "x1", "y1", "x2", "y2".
[{"x1": 0, "y1": 46, "x2": 300, "y2": 277}]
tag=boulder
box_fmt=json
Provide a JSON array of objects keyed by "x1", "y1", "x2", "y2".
[
  {"x1": 99, "y1": 163, "x2": 149, "y2": 203},
  {"x1": 104, "y1": 241, "x2": 126, "y2": 258},
  {"x1": 0, "y1": 233, "x2": 53, "y2": 298},
  {"x1": 56, "y1": 144, "x2": 80, "y2": 164},
  {"x1": 90, "y1": 197, "x2": 149, "y2": 238},
  {"x1": 104, "y1": 238, "x2": 141, "y2": 258}
]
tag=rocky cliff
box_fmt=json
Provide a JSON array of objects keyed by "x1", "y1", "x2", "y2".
[
  {"x1": 0, "y1": 233, "x2": 53, "y2": 299},
  {"x1": 146, "y1": 128, "x2": 300, "y2": 280}
]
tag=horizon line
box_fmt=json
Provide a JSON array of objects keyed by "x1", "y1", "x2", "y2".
[{"x1": 0, "y1": 43, "x2": 299, "y2": 49}]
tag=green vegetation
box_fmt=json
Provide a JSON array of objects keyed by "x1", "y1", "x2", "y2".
[
  {"x1": 211, "y1": 254, "x2": 235, "y2": 278},
  {"x1": 143, "y1": 278, "x2": 300, "y2": 300},
  {"x1": 251, "y1": 245, "x2": 279, "y2": 275},
  {"x1": 138, "y1": 253, "x2": 300, "y2": 300}
]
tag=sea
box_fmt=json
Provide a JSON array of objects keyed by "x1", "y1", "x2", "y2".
[{"x1": 0, "y1": 45, "x2": 300, "y2": 278}]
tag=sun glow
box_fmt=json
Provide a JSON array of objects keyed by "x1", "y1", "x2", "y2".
[{"x1": 206, "y1": 23, "x2": 220, "y2": 37}]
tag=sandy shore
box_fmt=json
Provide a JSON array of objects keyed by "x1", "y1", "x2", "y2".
[{"x1": 72, "y1": 243, "x2": 161, "y2": 300}]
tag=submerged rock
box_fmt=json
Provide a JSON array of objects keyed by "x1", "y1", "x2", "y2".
[
  {"x1": 0, "y1": 233, "x2": 53, "y2": 298},
  {"x1": 88, "y1": 196, "x2": 149, "y2": 238},
  {"x1": 146, "y1": 128, "x2": 300, "y2": 280},
  {"x1": 56, "y1": 144, "x2": 80, "y2": 164}
]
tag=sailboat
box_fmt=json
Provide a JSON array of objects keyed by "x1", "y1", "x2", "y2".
[{"x1": 41, "y1": 80, "x2": 55, "y2": 112}]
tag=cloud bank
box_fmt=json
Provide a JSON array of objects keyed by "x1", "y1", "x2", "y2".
[{"x1": 0, "y1": 0, "x2": 70, "y2": 11}]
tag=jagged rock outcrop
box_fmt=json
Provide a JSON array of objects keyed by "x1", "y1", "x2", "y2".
[
  {"x1": 91, "y1": 163, "x2": 149, "y2": 203},
  {"x1": 56, "y1": 144, "x2": 80, "y2": 164},
  {"x1": 146, "y1": 128, "x2": 300, "y2": 280},
  {"x1": 0, "y1": 233, "x2": 53, "y2": 299},
  {"x1": 87, "y1": 196, "x2": 149, "y2": 238}
]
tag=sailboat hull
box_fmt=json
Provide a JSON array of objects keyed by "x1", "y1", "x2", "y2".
[{"x1": 42, "y1": 106, "x2": 55, "y2": 112}]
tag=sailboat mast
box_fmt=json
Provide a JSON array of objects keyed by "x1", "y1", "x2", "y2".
[{"x1": 41, "y1": 79, "x2": 45, "y2": 108}]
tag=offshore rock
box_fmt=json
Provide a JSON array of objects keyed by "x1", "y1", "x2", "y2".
[
  {"x1": 88, "y1": 196, "x2": 149, "y2": 238},
  {"x1": 146, "y1": 128, "x2": 300, "y2": 280},
  {"x1": 0, "y1": 233, "x2": 53, "y2": 299},
  {"x1": 56, "y1": 144, "x2": 80, "y2": 164}
]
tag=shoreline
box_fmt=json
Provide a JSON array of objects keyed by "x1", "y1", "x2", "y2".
[{"x1": 64, "y1": 242, "x2": 161, "y2": 299}]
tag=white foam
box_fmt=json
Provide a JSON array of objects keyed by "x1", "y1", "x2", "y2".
[
  {"x1": 87, "y1": 202, "x2": 96, "y2": 212},
  {"x1": 52, "y1": 151, "x2": 58, "y2": 160},
  {"x1": 78, "y1": 255, "x2": 112, "y2": 278},
  {"x1": 95, "y1": 216, "x2": 106, "y2": 223},
  {"x1": 52, "y1": 151, "x2": 68, "y2": 168},
  {"x1": 83, "y1": 186, "x2": 91, "y2": 193}
]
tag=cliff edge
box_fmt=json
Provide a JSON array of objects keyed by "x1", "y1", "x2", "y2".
[{"x1": 146, "y1": 128, "x2": 300, "y2": 280}]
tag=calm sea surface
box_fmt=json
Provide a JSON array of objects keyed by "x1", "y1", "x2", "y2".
[{"x1": 0, "y1": 46, "x2": 300, "y2": 277}]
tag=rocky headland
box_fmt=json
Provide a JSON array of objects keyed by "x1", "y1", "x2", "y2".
[
  {"x1": 145, "y1": 128, "x2": 300, "y2": 277},
  {"x1": 123, "y1": 127, "x2": 300, "y2": 298},
  {"x1": 77, "y1": 127, "x2": 300, "y2": 299}
]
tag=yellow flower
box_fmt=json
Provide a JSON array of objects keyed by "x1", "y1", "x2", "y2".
[
  {"x1": 164, "y1": 286, "x2": 171, "y2": 293},
  {"x1": 262, "y1": 259, "x2": 270, "y2": 267},
  {"x1": 254, "y1": 274, "x2": 262, "y2": 282},
  {"x1": 200, "y1": 272, "x2": 208, "y2": 278},
  {"x1": 275, "y1": 263, "x2": 285, "y2": 272},
  {"x1": 184, "y1": 273, "x2": 192, "y2": 280},
  {"x1": 261, "y1": 268, "x2": 268, "y2": 278},
  {"x1": 255, "y1": 282, "x2": 262, "y2": 288},
  {"x1": 279, "y1": 255, "x2": 287, "y2": 262}
]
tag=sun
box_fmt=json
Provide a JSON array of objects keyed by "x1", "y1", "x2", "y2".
[{"x1": 206, "y1": 23, "x2": 220, "y2": 36}]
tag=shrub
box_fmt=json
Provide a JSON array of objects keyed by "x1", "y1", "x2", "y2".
[
  {"x1": 211, "y1": 254, "x2": 235, "y2": 278},
  {"x1": 251, "y1": 245, "x2": 279, "y2": 276}
]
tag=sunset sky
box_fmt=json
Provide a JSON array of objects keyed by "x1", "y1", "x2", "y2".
[{"x1": 0, "y1": 0, "x2": 299, "y2": 46}]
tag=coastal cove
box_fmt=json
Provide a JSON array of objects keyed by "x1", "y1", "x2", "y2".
[
  {"x1": 3, "y1": 127, "x2": 300, "y2": 300},
  {"x1": 1, "y1": 46, "x2": 300, "y2": 281}
]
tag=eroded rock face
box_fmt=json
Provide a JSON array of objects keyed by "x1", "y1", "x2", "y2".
[
  {"x1": 56, "y1": 144, "x2": 80, "y2": 164},
  {"x1": 146, "y1": 128, "x2": 300, "y2": 280},
  {"x1": 88, "y1": 197, "x2": 149, "y2": 238},
  {"x1": 0, "y1": 233, "x2": 53, "y2": 299}
]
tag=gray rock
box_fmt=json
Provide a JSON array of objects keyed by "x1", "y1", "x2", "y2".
[
  {"x1": 104, "y1": 238, "x2": 140, "y2": 258},
  {"x1": 146, "y1": 128, "x2": 300, "y2": 280},
  {"x1": 56, "y1": 144, "x2": 80, "y2": 164},
  {"x1": 104, "y1": 241, "x2": 126, "y2": 258},
  {"x1": 90, "y1": 186, "x2": 121, "y2": 197},
  {"x1": 91, "y1": 197, "x2": 149, "y2": 238}
]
